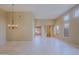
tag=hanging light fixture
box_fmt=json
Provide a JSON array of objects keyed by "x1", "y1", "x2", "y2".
[{"x1": 8, "y1": 4, "x2": 18, "y2": 30}]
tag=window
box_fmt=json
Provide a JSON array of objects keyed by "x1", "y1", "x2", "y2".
[
  {"x1": 56, "y1": 25, "x2": 60, "y2": 34},
  {"x1": 54, "y1": 25, "x2": 60, "y2": 35},
  {"x1": 64, "y1": 15, "x2": 70, "y2": 37},
  {"x1": 64, "y1": 23, "x2": 69, "y2": 28},
  {"x1": 74, "y1": 9, "x2": 79, "y2": 17},
  {"x1": 64, "y1": 15, "x2": 69, "y2": 22}
]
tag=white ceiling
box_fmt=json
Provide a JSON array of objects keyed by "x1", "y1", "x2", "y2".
[{"x1": 0, "y1": 4, "x2": 76, "y2": 19}]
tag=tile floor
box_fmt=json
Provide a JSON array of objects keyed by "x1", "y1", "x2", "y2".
[{"x1": 0, "y1": 36, "x2": 79, "y2": 55}]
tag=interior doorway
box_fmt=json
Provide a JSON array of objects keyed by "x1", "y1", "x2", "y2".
[
  {"x1": 35, "y1": 26, "x2": 41, "y2": 36},
  {"x1": 46, "y1": 25, "x2": 53, "y2": 37}
]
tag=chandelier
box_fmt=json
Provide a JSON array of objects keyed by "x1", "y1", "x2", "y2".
[{"x1": 8, "y1": 4, "x2": 18, "y2": 30}]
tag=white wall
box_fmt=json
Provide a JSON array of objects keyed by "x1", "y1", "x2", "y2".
[
  {"x1": 7, "y1": 12, "x2": 34, "y2": 41},
  {"x1": 55, "y1": 5, "x2": 79, "y2": 45},
  {"x1": 0, "y1": 9, "x2": 6, "y2": 46}
]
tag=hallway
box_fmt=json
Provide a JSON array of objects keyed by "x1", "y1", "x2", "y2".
[{"x1": 0, "y1": 36, "x2": 79, "y2": 55}]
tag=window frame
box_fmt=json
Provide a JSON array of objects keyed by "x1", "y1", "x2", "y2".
[{"x1": 63, "y1": 15, "x2": 70, "y2": 37}]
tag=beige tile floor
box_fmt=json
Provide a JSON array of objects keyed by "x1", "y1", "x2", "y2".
[{"x1": 0, "y1": 36, "x2": 79, "y2": 55}]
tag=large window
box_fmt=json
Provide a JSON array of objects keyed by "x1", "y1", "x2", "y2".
[
  {"x1": 64, "y1": 15, "x2": 70, "y2": 37},
  {"x1": 54, "y1": 25, "x2": 60, "y2": 35},
  {"x1": 74, "y1": 9, "x2": 79, "y2": 17}
]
